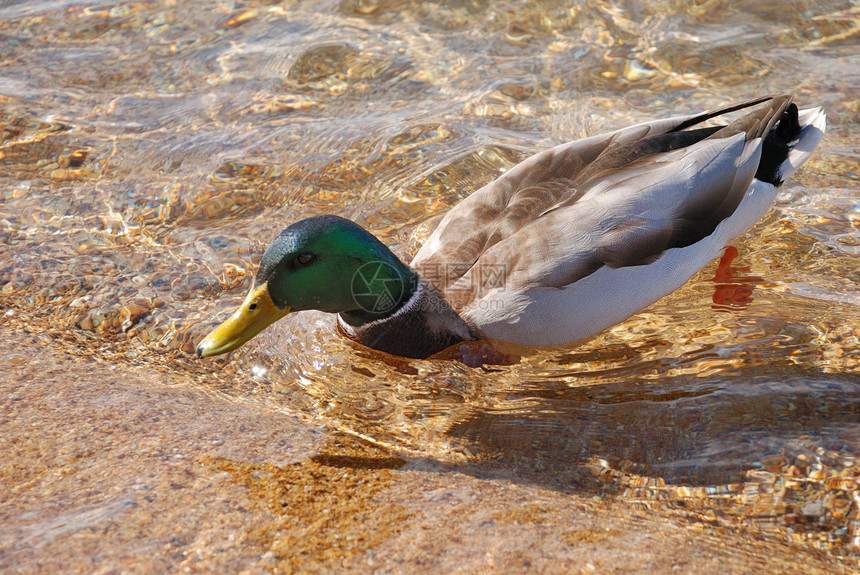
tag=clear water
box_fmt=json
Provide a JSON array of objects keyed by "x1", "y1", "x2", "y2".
[{"x1": 0, "y1": 0, "x2": 858, "y2": 562}]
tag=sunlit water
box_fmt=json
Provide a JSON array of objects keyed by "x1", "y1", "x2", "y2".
[{"x1": 1, "y1": 0, "x2": 858, "y2": 561}]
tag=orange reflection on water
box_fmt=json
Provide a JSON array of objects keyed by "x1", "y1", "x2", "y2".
[{"x1": 710, "y1": 246, "x2": 764, "y2": 311}]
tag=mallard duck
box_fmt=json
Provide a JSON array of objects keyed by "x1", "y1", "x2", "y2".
[{"x1": 197, "y1": 95, "x2": 825, "y2": 362}]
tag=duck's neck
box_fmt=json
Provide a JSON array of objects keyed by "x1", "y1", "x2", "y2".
[{"x1": 338, "y1": 279, "x2": 481, "y2": 359}]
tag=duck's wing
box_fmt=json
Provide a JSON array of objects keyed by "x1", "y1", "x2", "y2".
[{"x1": 411, "y1": 95, "x2": 797, "y2": 309}]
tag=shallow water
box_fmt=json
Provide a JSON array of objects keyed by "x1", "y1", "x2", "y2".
[{"x1": 0, "y1": 0, "x2": 858, "y2": 566}]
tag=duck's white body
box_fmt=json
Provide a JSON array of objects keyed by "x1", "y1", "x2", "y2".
[
  {"x1": 410, "y1": 98, "x2": 826, "y2": 347},
  {"x1": 462, "y1": 177, "x2": 781, "y2": 346}
]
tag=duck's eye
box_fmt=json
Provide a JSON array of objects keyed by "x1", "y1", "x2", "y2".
[{"x1": 296, "y1": 253, "x2": 315, "y2": 266}]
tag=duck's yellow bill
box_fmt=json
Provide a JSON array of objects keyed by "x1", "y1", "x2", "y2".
[{"x1": 196, "y1": 282, "x2": 291, "y2": 357}]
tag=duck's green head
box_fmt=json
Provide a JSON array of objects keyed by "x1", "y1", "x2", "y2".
[{"x1": 196, "y1": 215, "x2": 418, "y2": 357}]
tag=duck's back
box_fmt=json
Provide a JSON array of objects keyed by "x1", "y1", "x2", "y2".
[{"x1": 411, "y1": 95, "x2": 826, "y2": 347}]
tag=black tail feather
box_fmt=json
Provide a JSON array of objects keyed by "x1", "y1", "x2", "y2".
[{"x1": 755, "y1": 103, "x2": 800, "y2": 186}]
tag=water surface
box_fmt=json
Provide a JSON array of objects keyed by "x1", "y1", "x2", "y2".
[{"x1": 0, "y1": 0, "x2": 858, "y2": 567}]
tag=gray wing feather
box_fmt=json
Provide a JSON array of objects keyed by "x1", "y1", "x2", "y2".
[
  {"x1": 412, "y1": 122, "x2": 674, "y2": 276},
  {"x1": 469, "y1": 134, "x2": 762, "y2": 293}
]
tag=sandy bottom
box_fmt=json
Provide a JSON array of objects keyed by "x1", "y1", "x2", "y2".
[{"x1": 0, "y1": 326, "x2": 850, "y2": 574}]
